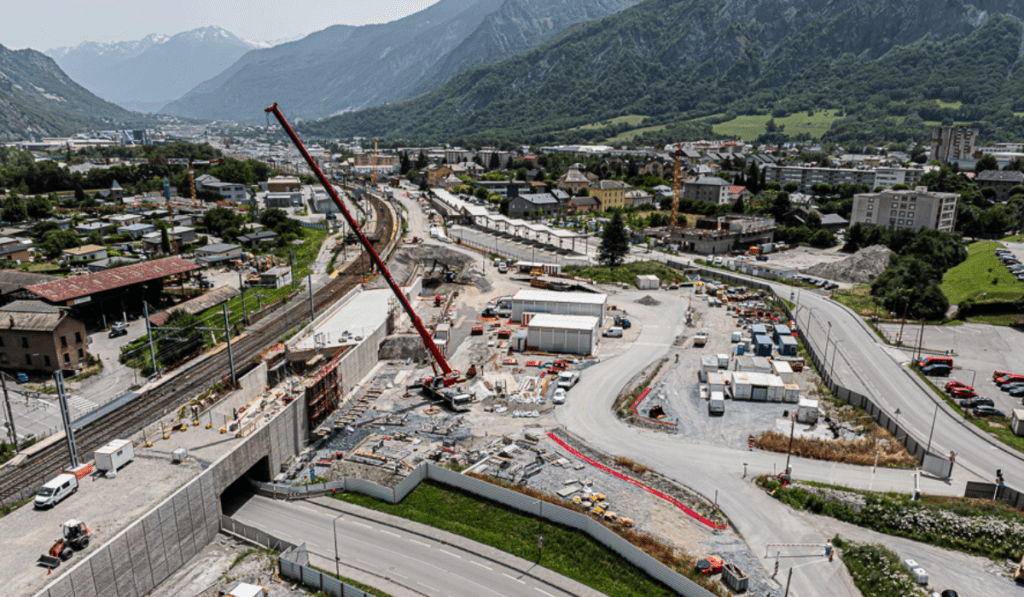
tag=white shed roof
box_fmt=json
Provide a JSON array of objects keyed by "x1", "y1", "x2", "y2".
[
  {"x1": 527, "y1": 314, "x2": 599, "y2": 331},
  {"x1": 513, "y1": 289, "x2": 607, "y2": 305},
  {"x1": 731, "y1": 371, "x2": 785, "y2": 387}
]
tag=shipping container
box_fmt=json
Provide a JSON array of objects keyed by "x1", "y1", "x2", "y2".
[
  {"x1": 94, "y1": 439, "x2": 134, "y2": 473},
  {"x1": 706, "y1": 371, "x2": 727, "y2": 395},
  {"x1": 797, "y1": 398, "x2": 819, "y2": 424},
  {"x1": 699, "y1": 354, "x2": 719, "y2": 382},
  {"x1": 772, "y1": 360, "x2": 794, "y2": 384},
  {"x1": 717, "y1": 354, "x2": 730, "y2": 369},
  {"x1": 635, "y1": 274, "x2": 660, "y2": 290},
  {"x1": 772, "y1": 324, "x2": 791, "y2": 344},
  {"x1": 753, "y1": 334, "x2": 773, "y2": 357},
  {"x1": 784, "y1": 383, "x2": 800, "y2": 403},
  {"x1": 778, "y1": 335, "x2": 799, "y2": 357}
]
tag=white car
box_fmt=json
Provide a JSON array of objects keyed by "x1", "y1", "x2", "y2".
[
  {"x1": 553, "y1": 388, "x2": 566, "y2": 404},
  {"x1": 603, "y1": 326, "x2": 623, "y2": 338}
]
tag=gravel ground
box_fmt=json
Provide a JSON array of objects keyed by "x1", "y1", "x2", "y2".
[
  {"x1": 148, "y1": 533, "x2": 314, "y2": 597},
  {"x1": 3, "y1": 454, "x2": 202, "y2": 597},
  {"x1": 803, "y1": 245, "x2": 892, "y2": 284}
]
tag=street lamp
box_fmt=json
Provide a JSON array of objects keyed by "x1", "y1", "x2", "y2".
[{"x1": 333, "y1": 513, "x2": 343, "y2": 577}]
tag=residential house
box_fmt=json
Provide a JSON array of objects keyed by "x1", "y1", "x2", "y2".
[
  {"x1": 196, "y1": 175, "x2": 247, "y2": 202},
  {"x1": 508, "y1": 193, "x2": 561, "y2": 219},
  {"x1": 568, "y1": 196, "x2": 601, "y2": 214},
  {"x1": 236, "y1": 231, "x2": 279, "y2": 248},
  {"x1": 117, "y1": 223, "x2": 155, "y2": 239},
  {"x1": 850, "y1": 187, "x2": 959, "y2": 233},
  {"x1": 975, "y1": 170, "x2": 1024, "y2": 201},
  {"x1": 266, "y1": 176, "x2": 301, "y2": 193},
  {"x1": 107, "y1": 213, "x2": 142, "y2": 227},
  {"x1": 141, "y1": 226, "x2": 198, "y2": 254},
  {"x1": 589, "y1": 180, "x2": 630, "y2": 210},
  {"x1": 107, "y1": 180, "x2": 124, "y2": 201},
  {"x1": 442, "y1": 174, "x2": 463, "y2": 192},
  {"x1": 74, "y1": 221, "x2": 108, "y2": 236},
  {"x1": 557, "y1": 168, "x2": 591, "y2": 195},
  {"x1": 625, "y1": 189, "x2": 654, "y2": 208},
  {"x1": 728, "y1": 186, "x2": 751, "y2": 205},
  {"x1": 63, "y1": 245, "x2": 107, "y2": 262},
  {"x1": 818, "y1": 213, "x2": 849, "y2": 233},
  {"x1": 0, "y1": 300, "x2": 88, "y2": 372},
  {"x1": 683, "y1": 176, "x2": 731, "y2": 206},
  {"x1": 195, "y1": 243, "x2": 243, "y2": 265},
  {"x1": 87, "y1": 257, "x2": 139, "y2": 273},
  {"x1": 0, "y1": 243, "x2": 31, "y2": 263}
]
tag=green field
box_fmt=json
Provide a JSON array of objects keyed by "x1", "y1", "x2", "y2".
[
  {"x1": 939, "y1": 241, "x2": 1024, "y2": 304},
  {"x1": 711, "y1": 109, "x2": 843, "y2": 141},
  {"x1": 606, "y1": 124, "x2": 667, "y2": 144},
  {"x1": 933, "y1": 99, "x2": 963, "y2": 110},
  {"x1": 564, "y1": 261, "x2": 689, "y2": 286},
  {"x1": 577, "y1": 114, "x2": 647, "y2": 130},
  {"x1": 331, "y1": 481, "x2": 716, "y2": 597}
]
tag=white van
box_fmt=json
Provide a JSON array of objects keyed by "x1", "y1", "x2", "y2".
[
  {"x1": 731, "y1": 331, "x2": 742, "y2": 343},
  {"x1": 35, "y1": 473, "x2": 78, "y2": 509},
  {"x1": 603, "y1": 326, "x2": 623, "y2": 338},
  {"x1": 709, "y1": 391, "x2": 725, "y2": 416}
]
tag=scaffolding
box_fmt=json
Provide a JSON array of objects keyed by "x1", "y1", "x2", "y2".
[{"x1": 304, "y1": 348, "x2": 346, "y2": 433}]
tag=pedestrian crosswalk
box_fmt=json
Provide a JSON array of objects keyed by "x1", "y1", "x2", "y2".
[{"x1": 62, "y1": 395, "x2": 97, "y2": 415}]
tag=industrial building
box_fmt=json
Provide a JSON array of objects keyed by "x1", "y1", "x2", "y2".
[
  {"x1": 511, "y1": 289, "x2": 607, "y2": 325},
  {"x1": 525, "y1": 314, "x2": 599, "y2": 356},
  {"x1": 672, "y1": 216, "x2": 776, "y2": 255}
]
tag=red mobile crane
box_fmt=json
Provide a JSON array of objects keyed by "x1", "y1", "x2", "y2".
[{"x1": 264, "y1": 104, "x2": 458, "y2": 387}]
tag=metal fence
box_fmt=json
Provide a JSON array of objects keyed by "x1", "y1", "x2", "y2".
[
  {"x1": 223, "y1": 517, "x2": 378, "y2": 597},
  {"x1": 252, "y1": 463, "x2": 716, "y2": 597}
]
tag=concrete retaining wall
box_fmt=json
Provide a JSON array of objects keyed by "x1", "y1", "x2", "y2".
[
  {"x1": 34, "y1": 392, "x2": 307, "y2": 597},
  {"x1": 211, "y1": 361, "x2": 269, "y2": 423}
]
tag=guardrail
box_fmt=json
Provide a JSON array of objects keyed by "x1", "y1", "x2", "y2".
[{"x1": 252, "y1": 462, "x2": 715, "y2": 597}]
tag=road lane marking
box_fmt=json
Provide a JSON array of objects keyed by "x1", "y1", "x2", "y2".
[
  {"x1": 297, "y1": 505, "x2": 317, "y2": 513},
  {"x1": 356, "y1": 558, "x2": 376, "y2": 568},
  {"x1": 470, "y1": 560, "x2": 492, "y2": 570},
  {"x1": 536, "y1": 589, "x2": 556, "y2": 597},
  {"x1": 380, "y1": 530, "x2": 401, "y2": 538},
  {"x1": 351, "y1": 521, "x2": 372, "y2": 529},
  {"x1": 418, "y1": 581, "x2": 438, "y2": 592},
  {"x1": 409, "y1": 539, "x2": 431, "y2": 548},
  {"x1": 440, "y1": 549, "x2": 462, "y2": 558},
  {"x1": 503, "y1": 573, "x2": 525, "y2": 584},
  {"x1": 391, "y1": 570, "x2": 408, "y2": 579}
]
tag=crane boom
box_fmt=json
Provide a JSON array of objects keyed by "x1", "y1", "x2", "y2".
[{"x1": 264, "y1": 103, "x2": 454, "y2": 376}]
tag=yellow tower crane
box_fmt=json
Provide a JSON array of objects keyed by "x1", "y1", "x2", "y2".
[{"x1": 670, "y1": 143, "x2": 684, "y2": 229}]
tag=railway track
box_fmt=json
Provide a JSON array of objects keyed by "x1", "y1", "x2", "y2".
[{"x1": 0, "y1": 194, "x2": 397, "y2": 506}]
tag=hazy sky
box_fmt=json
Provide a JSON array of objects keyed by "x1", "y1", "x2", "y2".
[{"x1": 2, "y1": 0, "x2": 440, "y2": 51}]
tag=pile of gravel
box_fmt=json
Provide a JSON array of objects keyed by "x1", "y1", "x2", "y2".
[
  {"x1": 636, "y1": 295, "x2": 661, "y2": 306},
  {"x1": 802, "y1": 245, "x2": 892, "y2": 284}
]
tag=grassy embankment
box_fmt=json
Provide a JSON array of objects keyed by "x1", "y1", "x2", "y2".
[
  {"x1": 939, "y1": 240, "x2": 1023, "y2": 326},
  {"x1": 564, "y1": 261, "x2": 689, "y2": 287},
  {"x1": 332, "y1": 479, "x2": 727, "y2": 597},
  {"x1": 759, "y1": 477, "x2": 1024, "y2": 563}
]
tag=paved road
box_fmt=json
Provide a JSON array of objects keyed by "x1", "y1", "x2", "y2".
[
  {"x1": 232, "y1": 495, "x2": 577, "y2": 597},
  {"x1": 556, "y1": 289, "x2": 1015, "y2": 597}
]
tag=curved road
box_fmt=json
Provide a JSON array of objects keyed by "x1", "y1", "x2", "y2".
[
  {"x1": 233, "y1": 495, "x2": 578, "y2": 597},
  {"x1": 556, "y1": 288, "x2": 1017, "y2": 597}
]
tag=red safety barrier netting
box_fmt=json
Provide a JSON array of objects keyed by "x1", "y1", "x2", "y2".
[{"x1": 547, "y1": 432, "x2": 727, "y2": 531}]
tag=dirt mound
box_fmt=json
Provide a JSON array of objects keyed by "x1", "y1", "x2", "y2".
[
  {"x1": 802, "y1": 245, "x2": 892, "y2": 284},
  {"x1": 636, "y1": 295, "x2": 661, "y2": 306}
]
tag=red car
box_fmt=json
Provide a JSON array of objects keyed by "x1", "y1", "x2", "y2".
[
  {"x1": 945, "y1": 380, "x2": 969, "y2": 391},
  {"x1": 950, "y1": 387, "x2": 977, "y2": 399}
]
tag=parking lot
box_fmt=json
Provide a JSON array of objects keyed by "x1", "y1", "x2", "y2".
[{"x1": 878, "y1": 322, "x2": 1024, "y2": 416}]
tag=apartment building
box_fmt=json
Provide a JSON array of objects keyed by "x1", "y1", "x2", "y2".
[{"x1": 850, "y1": 187, "x2": 959, "y2": 233}]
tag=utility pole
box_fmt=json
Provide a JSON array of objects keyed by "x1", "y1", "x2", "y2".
[
  {"x1": 784, "y1": 413, "x2": 796, "y2": 476},
  {"x1": 897, "y1": 297, "x2": 909, "y2": 346},
  {"x1": 308, "y1": 273, "x2": 315, "y2": 321},
  {"x1": 1, "y1": 373, "x2": 18, "y2": 452},
  {"x1": 222, "y1": 304, "x2": 236, "y2": 386},
  {"x1": 915, "y1": 318, "x2": 925, "y2": 362},
  {"x1": 783, "y1": 568, "x2": 793, "y2": 597},
  {"x1": 238, "y1": 270, "x2": 249, "y2": 326},
  {"x1": 143, "y1": 301, "x2": 158, "y2": 375},
  {"x1": 925, "y1": 403, "x2": 939, "y2": 455},
  {"x1": 54, "y1": 371, "x2": 78, "y2": 468}
]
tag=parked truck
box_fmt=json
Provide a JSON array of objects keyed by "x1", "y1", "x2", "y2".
[{"x1": 557, "y1": 371, "x2": 580, "y2": 389}]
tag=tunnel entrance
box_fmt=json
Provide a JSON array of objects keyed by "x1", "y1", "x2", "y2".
[
  {"x1": 220, "y1": 456, "x2": 271, "y2": 516},
  {"x1": 648, "y1": 406, "x2": 666, "y2": 420}
]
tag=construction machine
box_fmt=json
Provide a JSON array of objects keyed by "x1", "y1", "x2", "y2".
[
  {"x1": 38, "y1": 520, "x2": 90, "y2": 568},
  {"x1": 428, "y1": 259, "x2": 458, "y2": 283}
]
